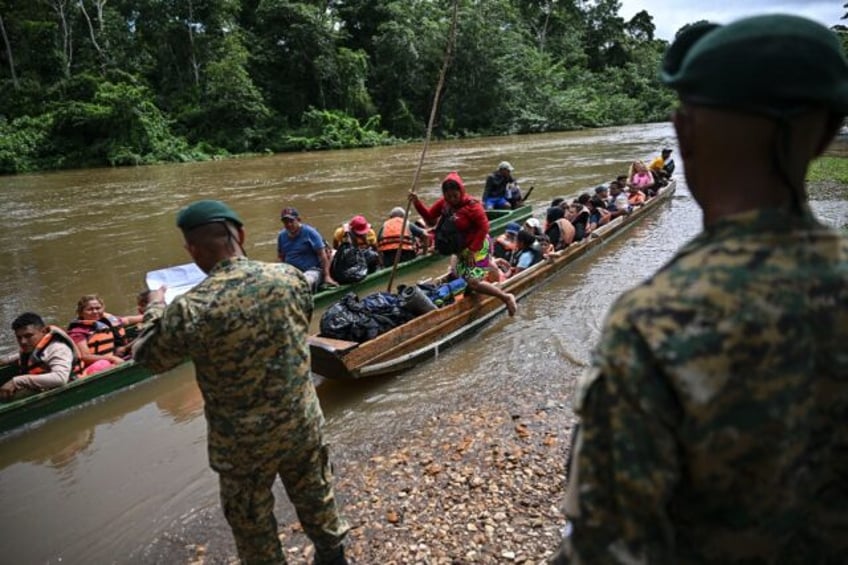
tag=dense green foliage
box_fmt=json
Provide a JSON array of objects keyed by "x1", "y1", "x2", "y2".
[{"x1": 0, "y1": 0, "x2": 687, "y2": 174}]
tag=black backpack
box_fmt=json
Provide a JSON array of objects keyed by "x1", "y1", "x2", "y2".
[
  {"x1": 330, "y1": 233, "x2": 369, "y2": 284},
  {"x1": 434, "y1": 208, "x2": 465, "y2": 255}
]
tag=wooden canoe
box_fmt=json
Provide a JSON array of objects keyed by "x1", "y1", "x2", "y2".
[
  {"x1": 311, "y1": 204, "x2": 533, "y2": 307},
  {"x1": 309, "y1": 181, "x2": 677, "y2": 379},
  {"x1": 0, "y1": 360, "x2": 155, "y2": 435}
]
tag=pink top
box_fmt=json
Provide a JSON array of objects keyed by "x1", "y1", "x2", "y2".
[{"x1": 631, "y1": 171, "x2": 653, "y2": 189}]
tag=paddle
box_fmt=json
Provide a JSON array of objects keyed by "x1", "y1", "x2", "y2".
[
  {"x1": 386, "y1": 0, "x2": 459, "y2": 294},
  {"x1": 145, "y1": 262, "x2": 207, "y2": 304}
]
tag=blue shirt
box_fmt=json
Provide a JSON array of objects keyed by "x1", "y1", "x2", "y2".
[
  {"x1": 516, "y1": 249, "x2": 536, "y2": 270},
  {"x1": 277, "y1": 224, "x2": 325, "y2": 272}
]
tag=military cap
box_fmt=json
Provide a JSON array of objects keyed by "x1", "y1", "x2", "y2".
[
  {"x1": 177, "y1": 200, "x2": 243, "y2": 231},
  {"x1": 661, "y1": 14, "x2": 848, "y2": 116}
]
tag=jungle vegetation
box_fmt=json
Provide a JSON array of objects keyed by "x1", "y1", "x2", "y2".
[{"x1": 0, "y1": 1, "x2": 841, "y2": 174}]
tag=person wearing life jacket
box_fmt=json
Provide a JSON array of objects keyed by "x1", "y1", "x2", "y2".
[
  {"x1": 506, "y1": 230, "x2": 542, "y2": 277},
  {"x1": 410, "y1": 171, "x2": 517, "y2": 316},
  {"x1": 67, "y1": 294, "x2": 142, "y2": 375},
  {"x1": 377, "y1": 207, "x2": 426, "y2": 266},
  {"x1": 544, "y1": 206, "x2": 576, "y2": 251},
  {"x1": 332, "y1": 214, "x2": 381, "y2": 272},
  {"x1": 0, "y1": 312, "x2": 84, "y2": 400}
]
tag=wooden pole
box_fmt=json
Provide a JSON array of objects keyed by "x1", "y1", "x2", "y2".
[{"x1": 386, "y1": 0, "x2": 459, "y2": 293}]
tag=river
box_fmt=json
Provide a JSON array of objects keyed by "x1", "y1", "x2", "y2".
[{"x1": 0, "y1": 123, "x2": 845, "y2": 563}]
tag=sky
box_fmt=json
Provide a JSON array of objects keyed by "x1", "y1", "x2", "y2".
[{"x1": 618, "y1": 0, "x2": 845, "y2": 41}]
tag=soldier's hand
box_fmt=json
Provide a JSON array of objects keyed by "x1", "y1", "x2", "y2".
[{"x1": 149, "y1": 286, "x2": 167, "y2": 305}]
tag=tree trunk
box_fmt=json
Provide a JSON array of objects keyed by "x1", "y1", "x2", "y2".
[
  {"x1": 79, "y1": 0, "x2": 107, "y2": 69},
  {"x1": 186, "y1": 0, "x2": 200, "y2": 87},
  {"x1": 46, "y1": 0, "x2": 73, "y2": 77},
  {"x1": 0, "y1": 12, "x2": 19, "y2": 89}
]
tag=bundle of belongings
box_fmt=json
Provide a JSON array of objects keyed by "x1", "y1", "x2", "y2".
[{"x1": 319, "y1": 279, "x2": 468, "y2": 343}]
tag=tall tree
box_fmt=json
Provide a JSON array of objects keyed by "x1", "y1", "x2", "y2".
[{"x1": 0, "y1": 10, "x2": 18, "y2": 88}]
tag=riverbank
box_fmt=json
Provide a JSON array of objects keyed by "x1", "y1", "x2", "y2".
[
  {"x1": 179, "y1": 359, "x2": 581, "y2": 564},
  {"x1": 285, "y1": 361, "x2": 577, "y2": 564}
]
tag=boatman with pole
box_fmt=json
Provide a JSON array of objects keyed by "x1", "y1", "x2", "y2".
[
  {"x1": 554, "y1": 14, "x2": 848, "y2": 563},
  {"x1": 133, "y1": 200, "x2": 349, "y2": 564}
]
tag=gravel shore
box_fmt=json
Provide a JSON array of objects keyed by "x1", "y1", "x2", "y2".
[{"x1": 268, "y1": 362, "x2": 581, "y2": 564}]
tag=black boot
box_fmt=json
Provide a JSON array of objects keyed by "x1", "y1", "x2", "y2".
[{"x1": 315, "y1": 545, "x2": 348, "y2": 565}]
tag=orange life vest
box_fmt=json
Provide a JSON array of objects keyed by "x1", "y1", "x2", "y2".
[
  {"x1": 19, "y1": 326, "x2": 84, "y2": 380},
  {"x1": 628, "y1": 191, "x2": 646, "y2": 206},
  {"x1": 377, "y1": 217, "x2": 416, "y2": 252},
  {"x1": 554, "y1": 218, "x2": 576, "y2": 247},
  {"x1": 67, "y1": 313, "x2": 127, "y2": 356}
]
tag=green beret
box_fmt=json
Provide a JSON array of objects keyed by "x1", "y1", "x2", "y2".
[
  {"x1": 662, "y1": 14, "x2": 848, "y2": 116},
  {"x1": 176, "y1": 200, "x2": 243, "y2": 231}
]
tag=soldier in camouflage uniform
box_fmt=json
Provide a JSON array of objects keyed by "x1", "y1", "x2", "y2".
[
  {"x1": 553, "y1": 15, "x2": 848, "y2": 564},
  {"x1": 133, "y1": 200, "x2": 349, "y2": 564}
]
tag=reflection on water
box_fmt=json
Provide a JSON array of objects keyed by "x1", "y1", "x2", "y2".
[{"x1": 0, "y1": 125, "x2": 845, "y2": 563}]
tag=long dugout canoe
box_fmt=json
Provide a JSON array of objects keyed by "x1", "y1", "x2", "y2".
[{"x1": 309, "y1": 181, "x2": 677, "y2": 380}]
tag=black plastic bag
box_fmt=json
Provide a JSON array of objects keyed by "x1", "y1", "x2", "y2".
[
  {"x1": 330, "y1": 241, "x2": 368, "y2": 284},
  {"x1": 319, "y1": 292, "x2": 415, "y2": 343}
]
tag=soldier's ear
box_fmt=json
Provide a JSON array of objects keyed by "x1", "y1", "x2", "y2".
[{"x1": 672, "y1": 105, "x2": 694, "y2": 162}]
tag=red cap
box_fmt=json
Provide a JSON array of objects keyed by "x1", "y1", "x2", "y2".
[{"x1": 349, "y1": 215, "x2": 371, "y2": 235}]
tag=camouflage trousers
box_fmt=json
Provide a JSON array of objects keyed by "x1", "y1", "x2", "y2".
[{"x1": 219, "y1": 439, "x2": 349, "y2": 564}]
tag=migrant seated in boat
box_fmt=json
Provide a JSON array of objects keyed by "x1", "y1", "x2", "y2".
[
  {"x1": 482, "y1": 161, "x2": 522, "y2": 210},
  {"x1": 0, "y1": 312, "x2": 84, "y2": 401},
  {"x1": 627, "y1": 160, "x2": 657, "y2": 197},
  {"x1": 410, "y1": 171, "x2": 517, "y2": 316},
  {"x1": 332, "y1": 215, "x2": 381, "y2": 272},
  {"x1": 544, "y1": 205, "x2": 576, "y2": 251},
  {"x1": 586, "y1": 196, "x2": 611, "y2": 235},
  {"x1": 607, "y1": 181, "x2": 632, "y2": 219},
  {"x1": 67, "y1": 294, "x2": 140, "y2": 376},
  {"x1": 493, "y1": 222, "x2": 521, "y2": 263},
  {"x1": 277, "y1": 206, "x2": 337, "y2": 292},
  {"x1": 628, "y1": 185, "x2": 647, "y2": 207},
  {"x1": 495, "y1": 229, "x2": 543, "y2": 279},
  {"x1": 377, "y1": 207, "x2": 428, "y2": 266},
  {"x1": 648, "y1": 147, "x2": 675, "y2": 182}
]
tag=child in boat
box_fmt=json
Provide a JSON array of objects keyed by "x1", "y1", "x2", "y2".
[
  {"x1": 0, "y1": 312, "x2": 84, "y2": 401},
  {"x1": 410, "y1": 172, "x2": 517, "y2": 316}
]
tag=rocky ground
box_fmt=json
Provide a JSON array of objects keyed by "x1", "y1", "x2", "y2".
[
  {"x1": 181, "y1": 365, "x2": 580, "y2": 565},
  {"x1": 285, "y1": 385, "x2": 578, "y2": 564}
]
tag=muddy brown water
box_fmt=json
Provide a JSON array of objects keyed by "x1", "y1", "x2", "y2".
[{"x1": 0, "y1": 124, "x2": 845, "y2": 563}]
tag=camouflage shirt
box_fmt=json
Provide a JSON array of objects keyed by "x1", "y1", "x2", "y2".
[
  {"x1": 134, "y1": 257, "x2": 323, "y2": 475},
  {"x1": 562, "y1": 207, "x2": 848, "y2": 563}
]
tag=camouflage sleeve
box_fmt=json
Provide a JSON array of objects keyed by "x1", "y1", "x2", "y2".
[
  {"x1": 131, "y1": 299, "x2": 191, "y2": 375},
  {"x1": 561, "y1": 312, "x2": 683, "y2": 563}
]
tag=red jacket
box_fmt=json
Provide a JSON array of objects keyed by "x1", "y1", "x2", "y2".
[{"x1": 413, "y1": 172, "x2": 490, "y2": 252}]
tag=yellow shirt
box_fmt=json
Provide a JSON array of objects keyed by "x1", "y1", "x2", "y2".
[
  {"x1": 333, "y1": 226, "x2": 377, "y2": 249},
  {"x1": 648, "y1": 156, "x2": 665, "y2": 171}
]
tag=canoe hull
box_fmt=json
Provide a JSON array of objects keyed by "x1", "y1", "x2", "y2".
[
  {"x1": 310, "y1": 181, "x2": 677, "y2": 379},
  {"x1": 0, "y1": 361, "x2": 156, "y2": 435}
]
